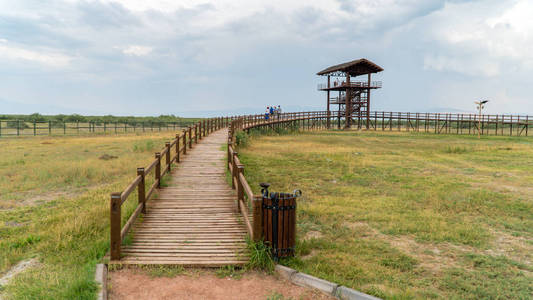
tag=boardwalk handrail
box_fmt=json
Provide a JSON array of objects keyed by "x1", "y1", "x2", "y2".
[
  {"x1": 225, "y1": 109, "x2": 533, "y2": 242},
  {"x1": 110, "y1": 117, "x2": 228, "y2": 260},
  {"x1": 226, "y1": 111, "x2": 331, "y2": 242},
  {"x1": 111, "y1": 109, "x2": 532, "y2": 260},
  {"x1": 227, "y1": 110, "x2": 531, "y2": 136}
]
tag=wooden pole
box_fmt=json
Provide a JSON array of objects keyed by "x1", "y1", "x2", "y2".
[
  {"x1": 194, "y1": 124, "x2": 198, "y2": 144},
  {"x1": 176, "y1": 134, "x2": 180, "y2": 162},
  {"x1": 327, "y1": 75, "x2": 331, "y2": 129},
  {"x1": 137, "y1": 168, "x2": 146, "y2": 213},
  {"x1": 252, "y1": 196, "x2": 263, "y2": 242},
  {"x1": 188, "y1": 126, "x2": 193, "y2": 149},
  {"x1": 231, "y1": 151, "x2": 238, "y2": 189},
  {"x1": 345, "y1": 74, "x2": 351, "y2": 129},
  {"x1": 237, "y1": 164, "x2": 244, "y2": 211},
  {"x1": 110, "y1": 192, "x2": 122, "y2": 260},
  {"x1": 155, "y1": 152, "x2": 161, "y2": 187},
  {"x1": 182, "y1": 129, "x2": 187, "y2": 155},
  {"x1": 367, "y1": 73, "x2": 371, "y2": 129},
  {"x1": 165, "y1": 142, "x2": 171, "y2": 172}
]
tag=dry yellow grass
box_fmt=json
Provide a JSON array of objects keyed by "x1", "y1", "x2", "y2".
[{"x1": 0, "y1": 132, "x2": 181, "y2": 299}]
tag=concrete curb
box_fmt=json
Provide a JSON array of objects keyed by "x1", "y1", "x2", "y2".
[
  {"x1": 95, "y1": 264, "x2": 107, "y2": 300},
  {"x1": 275, "y1": 265, "x2": 381, "y2": 300}
]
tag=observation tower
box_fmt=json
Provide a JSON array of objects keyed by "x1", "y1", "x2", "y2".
[{"x1": 317, "y1": 58, "x2": 383, "y2": 129}]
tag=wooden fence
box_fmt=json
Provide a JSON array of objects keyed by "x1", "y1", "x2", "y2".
[
  {"x1": 109, "y1": 117, "x2": 227, "y2": 260},
  {"x1": 227, "y1": 111, "x2": 532, "y2": 136},
  {"x1": 109, "y1": 110, "x2": 531, "y2": 260},
  {"x1": 226, "y1": 109, "x2": 532, "y2": 243},
  {"x1": 226, "y1": 112, "x2": 331, "y2": 243},
  {"x1": 360, "y1": 112, "x2": 531, "y2": 136},
  {"x1": 0, "y1": 120, "x2": 199, "y2": 137}
]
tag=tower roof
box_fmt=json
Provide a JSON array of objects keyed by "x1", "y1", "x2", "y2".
[{"x1": 317, "y1": 58, "x2": 383, "y2": 77}]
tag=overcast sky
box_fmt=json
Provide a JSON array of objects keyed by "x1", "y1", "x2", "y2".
[{"x1": 0, "y1": 0, "x2": 532, "y2": 117}]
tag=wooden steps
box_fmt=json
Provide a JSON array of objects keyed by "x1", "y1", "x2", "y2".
[{"x1": 111, "y1": 129, "x2": 248, "y2": 267}]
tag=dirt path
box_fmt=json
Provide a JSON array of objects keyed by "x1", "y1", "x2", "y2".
[{"x1": 109, "y1": 268, "x2": 333, "y2": 300}]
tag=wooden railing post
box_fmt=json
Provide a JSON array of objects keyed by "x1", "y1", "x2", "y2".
[
  {"x1": 227, "y1": 143, "x2": 232, "y2": 170},
  {"x1": 199, "y1": 121, "x2": 202, "y2": 138},
  {"x1": 165, "y1": 142, "x2": 171, "y2": 172},
  {"x1": 252, "y1": 196, "x2": 263, "y2": 242},
  {"x1": 188, "y1": 126, "x2": 193, "y2": 149},
  {"x1": 195, "y1": 124, "x2": 198, "y2": 144},
  {"x1": 231, "y1": 151, "x2": 238, "y2": 189},
  {"x1": 182, "y1": 129, "x2": 187, "y2": 155},
  {"x1": 110, "y1": 192, "x2": 122, "y2": 260},
  {"x1": 155, "y1": 152, "x2": 161, "y2": 187},
  {"x1": 237, "y1": 164, "x2": 244, "y2": 213},
  {"x1": 137, "y1": 168, "x2": 146, "y2": 213},
  {"x1": 176, "y1": 134, "x2": 180, "y2": 163},
  {"x1": 237, "y1": 164, "x2": 244, "y2": 201}
]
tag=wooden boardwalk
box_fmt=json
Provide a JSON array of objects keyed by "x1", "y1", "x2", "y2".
[{"x1": 120, "y1": 129, "x2": 248, "y2": 266}]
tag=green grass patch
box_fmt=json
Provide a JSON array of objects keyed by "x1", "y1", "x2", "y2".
[{"x1": 237, "y1": 129, "x2": 533, "y2": 299}]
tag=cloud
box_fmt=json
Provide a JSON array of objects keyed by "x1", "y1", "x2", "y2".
[
  {"x1": 122, "y1": 45, "x2": 152, "y2": 56},
  {"x1": 423, "y1": 54, "x2": 500, "y2": 77},
  {"x1": 0, "y1": 43, "x2": 71, "y2": 67},
  {"x1": 420, "y1": 0, "x2": 533, "y2": 76},
  {"x1": 0, "y1": 0, "x2": 532, "y2": 115}
]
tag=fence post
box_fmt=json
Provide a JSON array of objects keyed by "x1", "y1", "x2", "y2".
[
  {"x1": 194, "y1": 123, "x2": 197, "y2": 142},
  {"x1": 137, "y1": 168, "x2": 146, "y2": 213},
  {"x1": 48, "y1": 121, "x2": 52, "y2": 135},
  {"x1": 231, "y1": 151, "x2": 238, "y2": 189},
  {"x1": 165, "y1": 142, "x2": 171, "y2": 172},
  {"x1": 17, "y1": 120, "x2": 20, "y2": 136},
  {"x1": 237, "y1": 164, "x2": 244, "y2": 212},
  {"x1": 176, "y1": 134, "x2": 180, "y2": 163},
  {"x1": 526, "y1": 116, "x2": 529, "y2": 136},
  {"x1": 252, "y1": 196, "x2": 263, "y2": 242},
  {"x1": 189, "y1": 126, "x2": 192, "y2": 149},
  {"x1": 183, "y1": 129, "x2": 187, "y2": 155},
  {"x1": 237, "y1": 165, "x2": 244, "y2": 201},
  {"x1": 155, "y1": 152, "x2": 161, "y2": 188},
  {"x1": 199, "y1": 121, "x2": 202, "y2": 138},
  {"x1": 110, "y1": 192, "x2": 122, "y2": 260},
  {"x1": 188, "y1": 126, "x2": 193, "y2": 149},
  {"x1": 227, "y1": 143, "x2": 231, "y2": 171}
]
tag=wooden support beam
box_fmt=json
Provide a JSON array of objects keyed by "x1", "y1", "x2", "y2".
[{"x1": 110, "y1": 192, "x2": 122, "y2": 260}]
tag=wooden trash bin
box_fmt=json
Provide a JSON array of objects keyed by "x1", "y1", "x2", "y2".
[{"x1": 261, "y1": 187, "x2": 301, "y2": 259}]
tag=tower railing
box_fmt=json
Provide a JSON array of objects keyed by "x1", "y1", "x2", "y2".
[{"x1": 317, "y1": 81, "x2": 382, "y2": 90}]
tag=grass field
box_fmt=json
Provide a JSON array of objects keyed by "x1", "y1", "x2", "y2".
[
  {"x1": 0, "y1": 132, "x2": 180, "y2": 299},
  {"x1": 238, "y1": 130, "x2": 533, "y2": 299}
]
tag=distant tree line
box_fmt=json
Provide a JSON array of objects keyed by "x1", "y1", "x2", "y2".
[{"x1": 0, "y1": 113, "x2": 200, "y2": 129}]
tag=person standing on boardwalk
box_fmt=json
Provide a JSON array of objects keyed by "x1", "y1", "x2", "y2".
[
  {"x1": 265, "y1": 107, "x2": 270, "y2": 120},
  {"x1": 277, "y1": 105, "x2": 282, "y2": 119}
]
